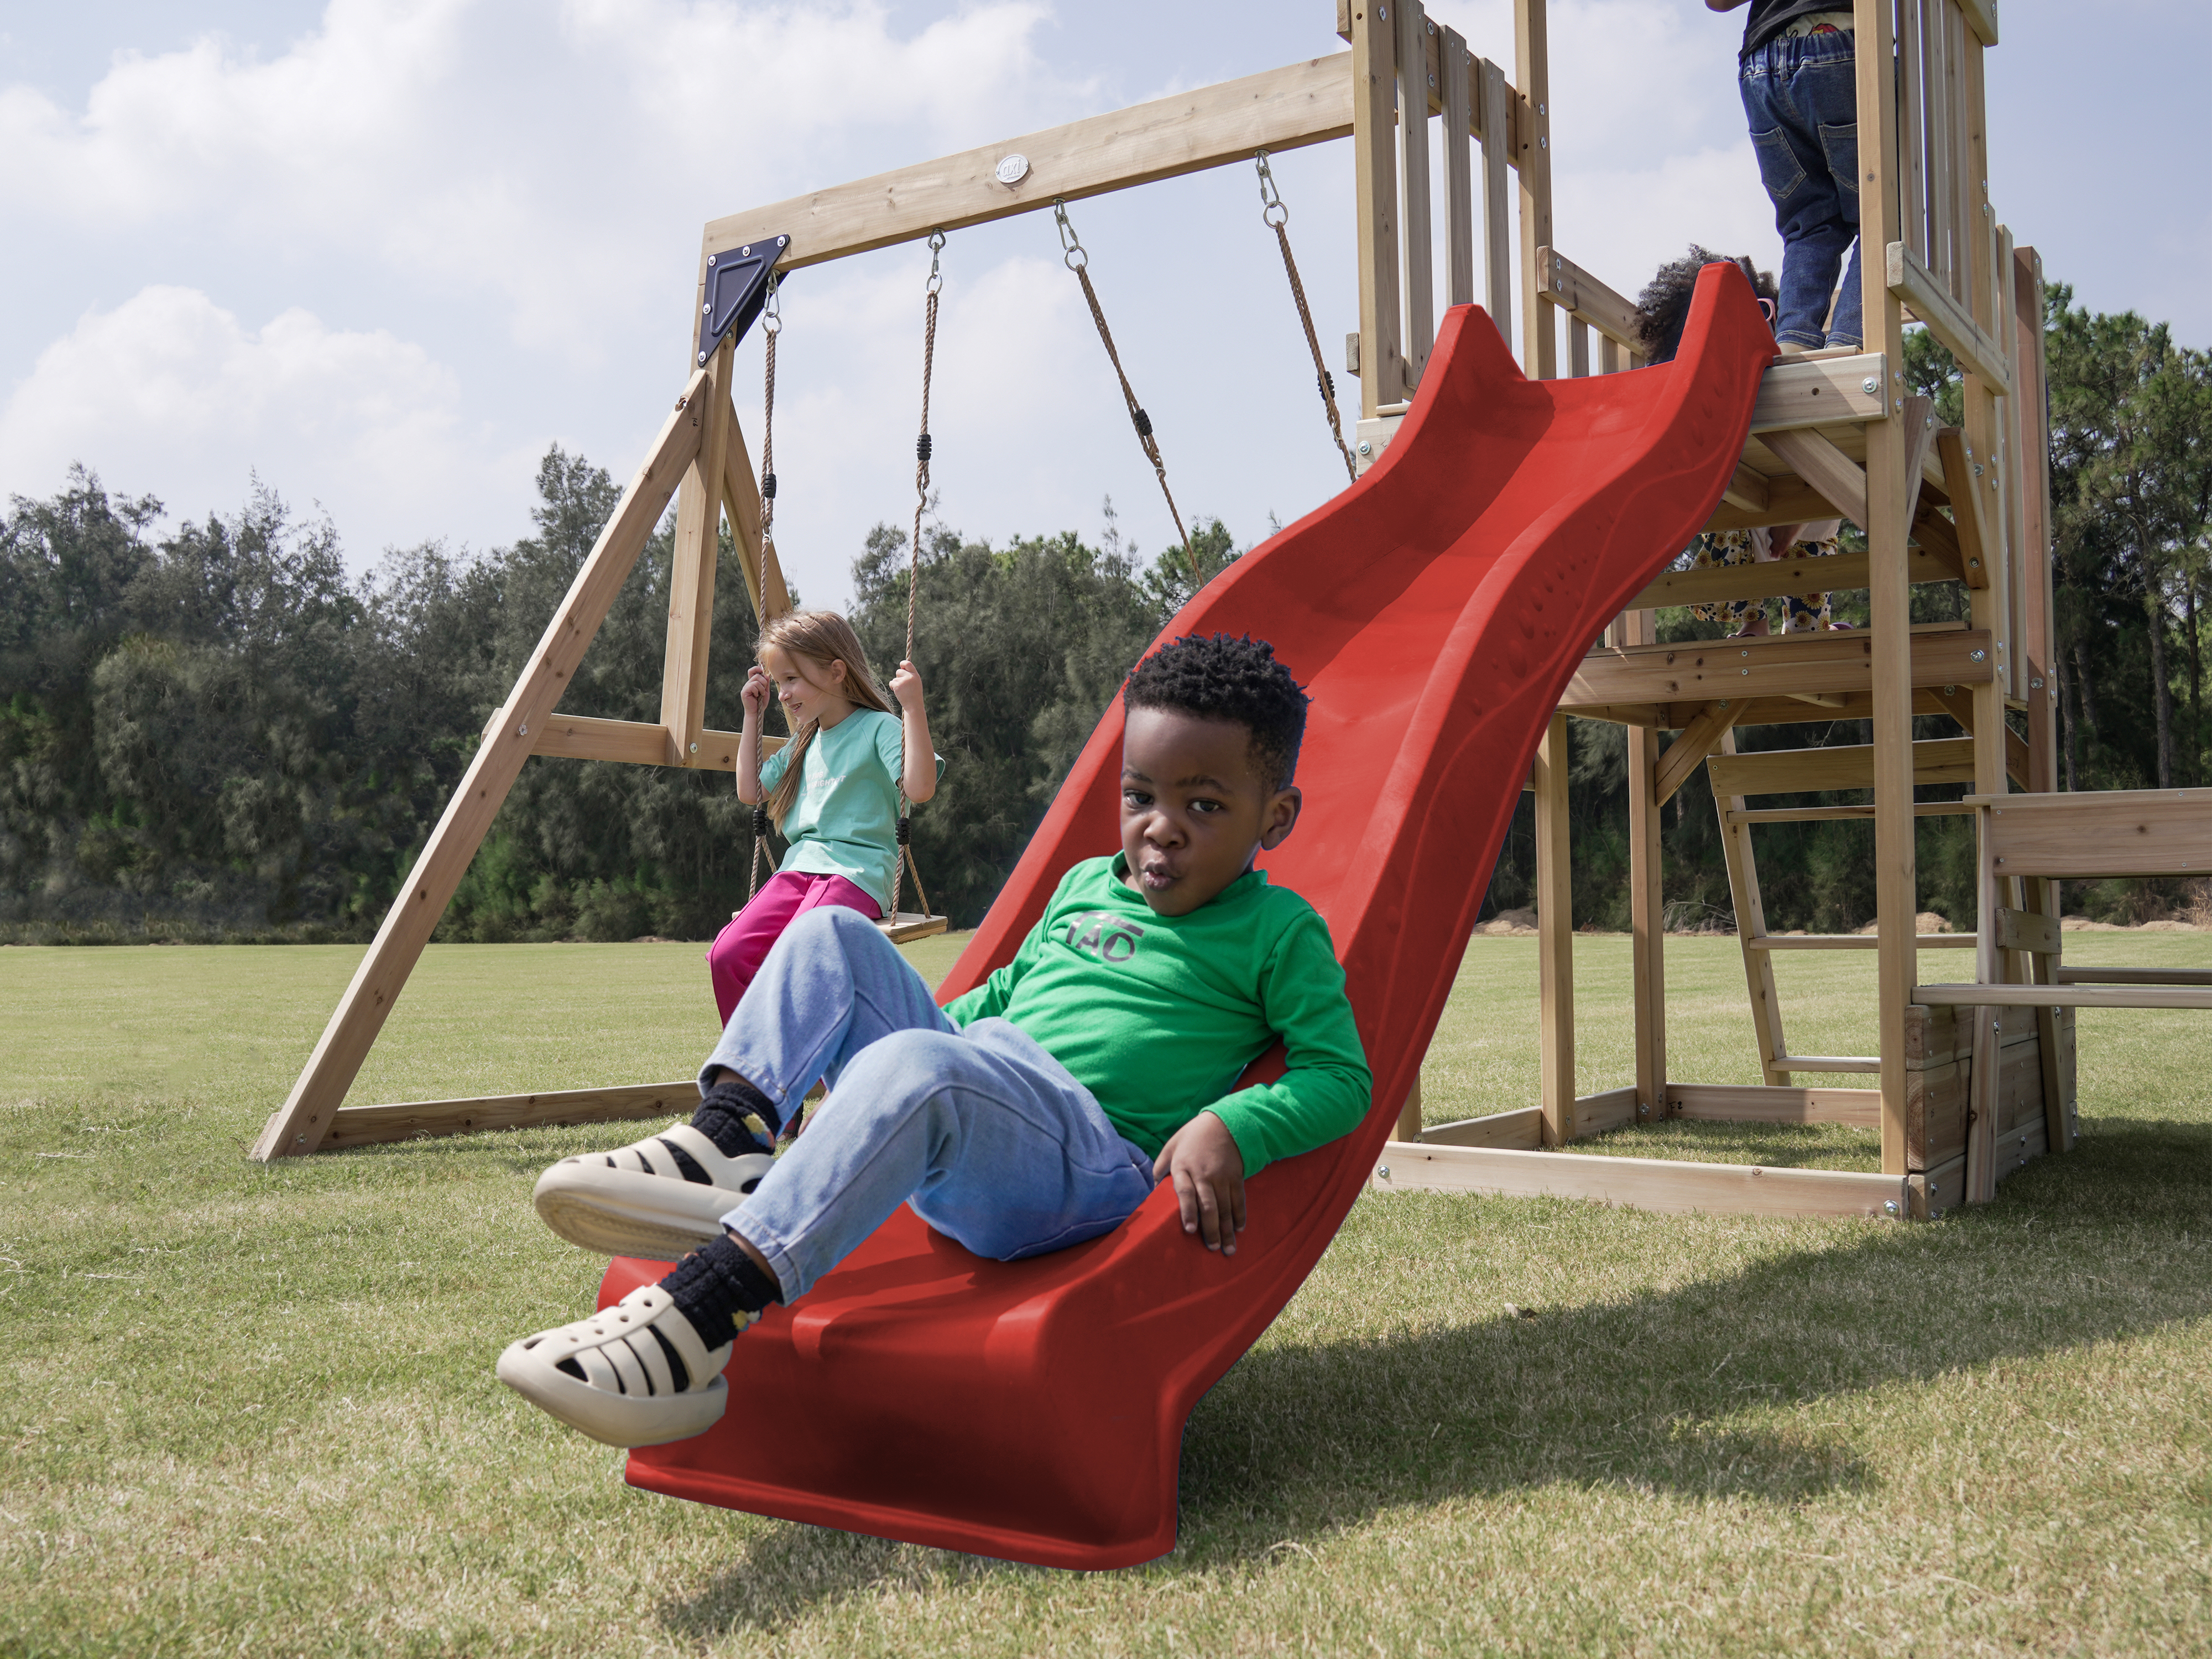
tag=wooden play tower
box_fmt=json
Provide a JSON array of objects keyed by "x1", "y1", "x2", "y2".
[
  {"x1": 254, "y1": 0, "x2": 2209, "y2": 1212},
  {"x1": 1354, "y1": 0, "x2": 2211, "y2": 1216}
]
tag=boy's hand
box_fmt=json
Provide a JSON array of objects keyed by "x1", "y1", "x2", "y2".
[
  {"x1": 889, "y1": 659, "x2": 925, "y2": 712},
  {"x1": 1154, "y1": 1111, "x2": 1246, "y2": 1256},
  {"x1": 742, "y1": 665, "x2": 770, "y2": 717}
]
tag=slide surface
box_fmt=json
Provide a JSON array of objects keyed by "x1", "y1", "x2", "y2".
[{"x1": 600, "y1": 266, "x2": 1775, "y2": 1568}]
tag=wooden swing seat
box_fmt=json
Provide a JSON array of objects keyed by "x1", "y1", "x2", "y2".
[{"x1": 877, "y1": 911, "x2": 949, "y2": 944}]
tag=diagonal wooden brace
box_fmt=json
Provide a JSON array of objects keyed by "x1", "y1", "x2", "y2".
[{"x1": 251, "y1": 370, "x2": 712, "y2": 1160}]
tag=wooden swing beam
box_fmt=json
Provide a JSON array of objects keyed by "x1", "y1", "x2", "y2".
[{"x1": 254, "y1": 28, "x2": 1551, "y2": 1159}]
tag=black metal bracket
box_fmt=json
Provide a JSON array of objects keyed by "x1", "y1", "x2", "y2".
[{"x1": 696, "y1": 234, "x2": 789, "y2": 366}]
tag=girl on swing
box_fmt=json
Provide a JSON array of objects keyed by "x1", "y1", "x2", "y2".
[{"x1": 709, "y1": 609, "x2": 943, "y2": 1024}]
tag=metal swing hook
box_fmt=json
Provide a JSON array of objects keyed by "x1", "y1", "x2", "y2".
[
  {"x1": 1052, "y1": 199, "x2": 1088, "y2": 272},
  {"x1": 1254, "y1": 150, "x2": 1288, "y2": 228},
  {"x1": 925, "y1": 228, "x2": 946, "y2": 295},
  {"x1": 762, "y1": 271, "x2": 782, "y2": 336}
]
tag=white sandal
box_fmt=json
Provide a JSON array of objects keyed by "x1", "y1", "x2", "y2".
[
  {"x1": 533, "y1": 1122, "x2": 773, "y2": 1260},
  {"x1": 496, "y1": 1284, "x2": 742, "y2": 1447}
]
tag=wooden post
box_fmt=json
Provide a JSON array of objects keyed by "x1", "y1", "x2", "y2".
[
  {"x1": 1441, "y1": 24, "x2": 1475, "y2": 310},
  {"x1": 1479, "y1": 57, "x2": 1514, "y2": 347},
  {"x1": 1353, "y1": 2, "x2": 1401, "y2": 420},
  {"x1": 252, "y1": 375, "x2": 711, "y2": 1160},
  {"x1": 661, "y1": 336, "x2": 733, "y2": 763},
  {"x1": 1856, "y1": 0, "x2": 1913, "y2": 1177},
  {"x1": 1535, "y1": 711, "x2": 1574, "y2": 1144},
  {"x1": 1626, "y1": 611, "x2": 1666, "y2": 1120},
  {"x1": 1395, "y1": 0, "x2": 1434, "y2": 392},
  {"x1": 1396, "y1": 1074, "x2": 1425, "y2": 1141},
  {"x1": 1715, "y1": 729, "x2": 1792, "y2": 1086},
  {"x1": 1514, "y1": 0, "x2": 1556, "y2": 379}
]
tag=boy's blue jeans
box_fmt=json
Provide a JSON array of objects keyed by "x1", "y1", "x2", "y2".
[
  {"x1": 1740, "y1": 29, "x2": 1862, "y2": 349},
  {"x1": 699, "y1": 906, "x2": 1157, "y2": 1301}
]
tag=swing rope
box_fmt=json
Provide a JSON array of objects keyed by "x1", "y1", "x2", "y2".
[
  {"x1": 1255, "y1": 150, "x2": 1357, "y2": 484},
  {"x1": 887, "y1": 231, "x2": 946, "y2": 925},
  {"x1": 1052, "y1": 199, "x2": 1201, "y2": 588},
  {"x1": 747, "y1": 274, "x2": 787, "y2": 902}
]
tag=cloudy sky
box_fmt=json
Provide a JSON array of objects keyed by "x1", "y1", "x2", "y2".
[{"x1": 3, "y1": 1, "x2": 2204, "y2": 612}]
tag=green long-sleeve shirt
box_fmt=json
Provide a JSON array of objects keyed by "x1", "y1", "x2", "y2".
[{"x1": 943, "y1": 854, "x2": 1371, "y2": 1173}]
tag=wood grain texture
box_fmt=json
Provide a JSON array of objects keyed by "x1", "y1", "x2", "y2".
[
  {"x1": 1564, "y1": 629, "x2": 1994, "y2": 708},
  {"x1": 1665, "y1": 1084, "x2": 1882, "y2": 1126},
  {"x1": 324, "y1": 1083, "x2": 696, "y2": 1150},
  {"x1": 253, "y1": 373, "x2": 708, "y2": 1161},
  {"x1": 700, "y1": 57, "x2": 1353, "y2": 271},
  {"x1": 1370, "y1": 1143, "x2": 1907, "y2": 1219}
]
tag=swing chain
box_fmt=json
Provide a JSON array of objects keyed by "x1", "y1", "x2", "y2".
[
  {"x1": 1051, "y1": 198, "x2": 1199, "y2": 588},
  {"x1": 890, "y1": 231, "x2": 946, "y2": 922},
  {"x1": 1254, "y1": 149, "x2": 1289, "y2": 229},
  {"x1": 1255, "y1": 151, "x2": 1357, "y2": 484},
  {"x1": 748, "y1": 272, "x2": 790, "y2": 902},
  {"x1": 759, "y1": 273, "x2": 781, "y2": 539}
]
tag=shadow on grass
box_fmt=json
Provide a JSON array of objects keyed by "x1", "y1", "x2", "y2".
[{"x1": 643, "y1": 1118, "x2": 2212, "y2": 1632}]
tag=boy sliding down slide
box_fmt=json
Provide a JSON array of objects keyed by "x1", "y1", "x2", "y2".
[{"x1": 498, "y1": 633, "x2": 1373, "y2": 1448}]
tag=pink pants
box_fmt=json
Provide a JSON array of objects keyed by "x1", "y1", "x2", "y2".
[{"x1": 707, "y1": 870, "x2": 883, "y2": 1025}]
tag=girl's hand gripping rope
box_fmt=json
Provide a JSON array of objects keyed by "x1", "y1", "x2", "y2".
[
  {"x1": 889, "y1": 659, "x2": 926, "y2": 713},
  {"x1": 742, "y1": 664, "x2": 772, "y2": 720}
]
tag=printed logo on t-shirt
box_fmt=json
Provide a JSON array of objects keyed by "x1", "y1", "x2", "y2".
[{"x1": 1060, "y1": 910, "x2": 1145, "y2": 964}]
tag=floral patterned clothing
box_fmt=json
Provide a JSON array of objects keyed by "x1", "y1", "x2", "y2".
[{"x1": 1686, "y1": 529, "x2": 1840, "y2": 631}]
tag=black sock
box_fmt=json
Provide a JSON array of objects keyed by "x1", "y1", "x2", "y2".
[
  {"x1": 660, "y1": 1235, "x2": 782, "y2": 1347},
  {"x1": 692, "y1": 1076, "x2": 783, "y2": 1159}
]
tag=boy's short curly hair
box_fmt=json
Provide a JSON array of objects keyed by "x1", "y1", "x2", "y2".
[
  {"x1": 1122, "y1": 633, "x2": 1309, "y2": 791},
  {"x1": 1635, "y1": 244, "x2": 1777, "y2": 364}
]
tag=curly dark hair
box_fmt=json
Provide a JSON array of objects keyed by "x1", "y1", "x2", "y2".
[
  {"x1": 1123, "y1": 633, "x2": 1310, "y2": 790},
  {"x1": 1634, "y1": 244, "x2": 1777, "y2": 364}
]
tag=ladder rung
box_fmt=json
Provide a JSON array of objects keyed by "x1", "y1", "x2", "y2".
[
  {"x1": 1726, "y1": 802, "x2": 1979, "y2": 824},
  {"x1": 1746, "y1": 933, "x2": 1975, "y2": 950},
  {"x1": 2055, "y1": 966, "x2": 2212, "y2": 987},
  {"x1": 1772, "y1": 1054, "x2": 1882, "y2": 1072}
]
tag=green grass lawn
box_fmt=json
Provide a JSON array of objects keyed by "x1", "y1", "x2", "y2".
[{"x1": 3, "y1": 932, "x2": 2209, "y2": 1656}]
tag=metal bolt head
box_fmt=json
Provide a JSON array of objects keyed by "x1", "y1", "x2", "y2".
[
  {"x1": 689, "y1": 742, "x2": 699, "y2": 754},
  {"x1": 1885, "y1": 1199, "x2": 1901, "y2": 1215},
  {"x1": 1376, "y1": 1164, "x2": 1391, "y2": 1180},
  {"x1": 1970, "y1": 648, "x2": 1987, "y2": 662},
  {"x1": 707, "y1": 253, "x2": 716, "y2": 267},
  {"x1": 1863, "y1": 376, "x2": 1880, "y2": 395},
  {"x1": 1358, "y1": 440, "x2": 1373, "y2": 456}
]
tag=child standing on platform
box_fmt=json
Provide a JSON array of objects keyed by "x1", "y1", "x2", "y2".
[
  {"x1": 1709, "y1": 0, "x2": 1864, "y2": 352},
  {"x1": 709, "y1": 609, "x2": 943, "y2": 1024}
]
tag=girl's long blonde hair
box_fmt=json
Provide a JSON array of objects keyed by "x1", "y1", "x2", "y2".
[{"x1": 758, "y1": 608, "x2": 897, "y2": 832}]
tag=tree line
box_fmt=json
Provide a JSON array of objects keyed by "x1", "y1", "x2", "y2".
[{"x1": 3, "y1": 284, "x2": 2205, "y2": 946}]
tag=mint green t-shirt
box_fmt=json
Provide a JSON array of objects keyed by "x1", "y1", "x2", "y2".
[
  {"x1": 761, "y1": 708, "x2": 943, "y2": 913},
  {"x1": 943, "y1": 854, "x2": 1371, "y2": 1174}
]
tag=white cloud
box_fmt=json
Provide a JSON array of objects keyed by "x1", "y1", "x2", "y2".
[
  {"x1": 0, "y1": 0, "x2": 1079, "y2": 349},
  {"x1": 0, "y1": 285, "x2": 530, "y2": 559}
]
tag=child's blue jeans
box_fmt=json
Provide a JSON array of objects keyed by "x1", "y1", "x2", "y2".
[
  {"x1": 1740, "y1": 28, "x2": 1863, "y2": 349},
  {"x1": 699, "y1": 906, "x2": 1157, "y2": 1301}
]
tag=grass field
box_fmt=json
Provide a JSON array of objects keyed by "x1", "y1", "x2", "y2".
[{"x1": 3, "y1": 931, "x2": 2210, "y2": 1656}]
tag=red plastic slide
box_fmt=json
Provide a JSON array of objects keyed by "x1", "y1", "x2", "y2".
[{"x1": 598, "y1": 265, "x2": 1774, "y2": 1568}]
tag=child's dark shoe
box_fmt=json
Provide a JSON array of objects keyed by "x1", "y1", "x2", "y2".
[
  {"x1": 532, "y1": 1123, "x2": 771, "y2": 1259},
  {"x1": 496, "y1": 1284, "x2": 743, "y2": 1447}
]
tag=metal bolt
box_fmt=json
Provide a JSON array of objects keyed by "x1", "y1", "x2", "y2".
[
  {"x1": 518, "y1": 723, "x2": 529, "y2": 737},
  {"x1": 1538, "y1": 102, "x2": 1546, "y2": 115},
  {"x1": 1885, "y1": 1200, "x2": 1901, "y2": 1215},
  {"x1": 1376, "y1": 1164, "x2": 1391, "y2": 1180},
  {"x1": 1862, "y1": 377, "x2": 1880, "y2": 395},
  {"x1": 697, "y1": 351, "x2": 707, "y2": 364},
  {"x1": 702, "y1": 302, "x2": 712, "y2": 315},
  {"x1": 2031, "y1": 676, "x2": 2044, "y2": 690},
  {"x1": 1358, "y1": 440, "x2": 1373, "y2": 456},
  {"x1": 689, "y1": 742, "x2": 699, "y2": 754},
  {"x1": 1970, "y1": 648, "x2": 1987, "y2": 662},
  {"x1": 1895, "y1": 398, "x2": 1904, "y2": 410},
  {"x1": 1741, "y1": 668, "x2": 1750, "y2": 676}
]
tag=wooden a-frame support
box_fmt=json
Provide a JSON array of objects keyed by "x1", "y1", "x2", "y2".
[{"x1": 253, "y1": 341, "x2": 787, "y2": 1159}]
